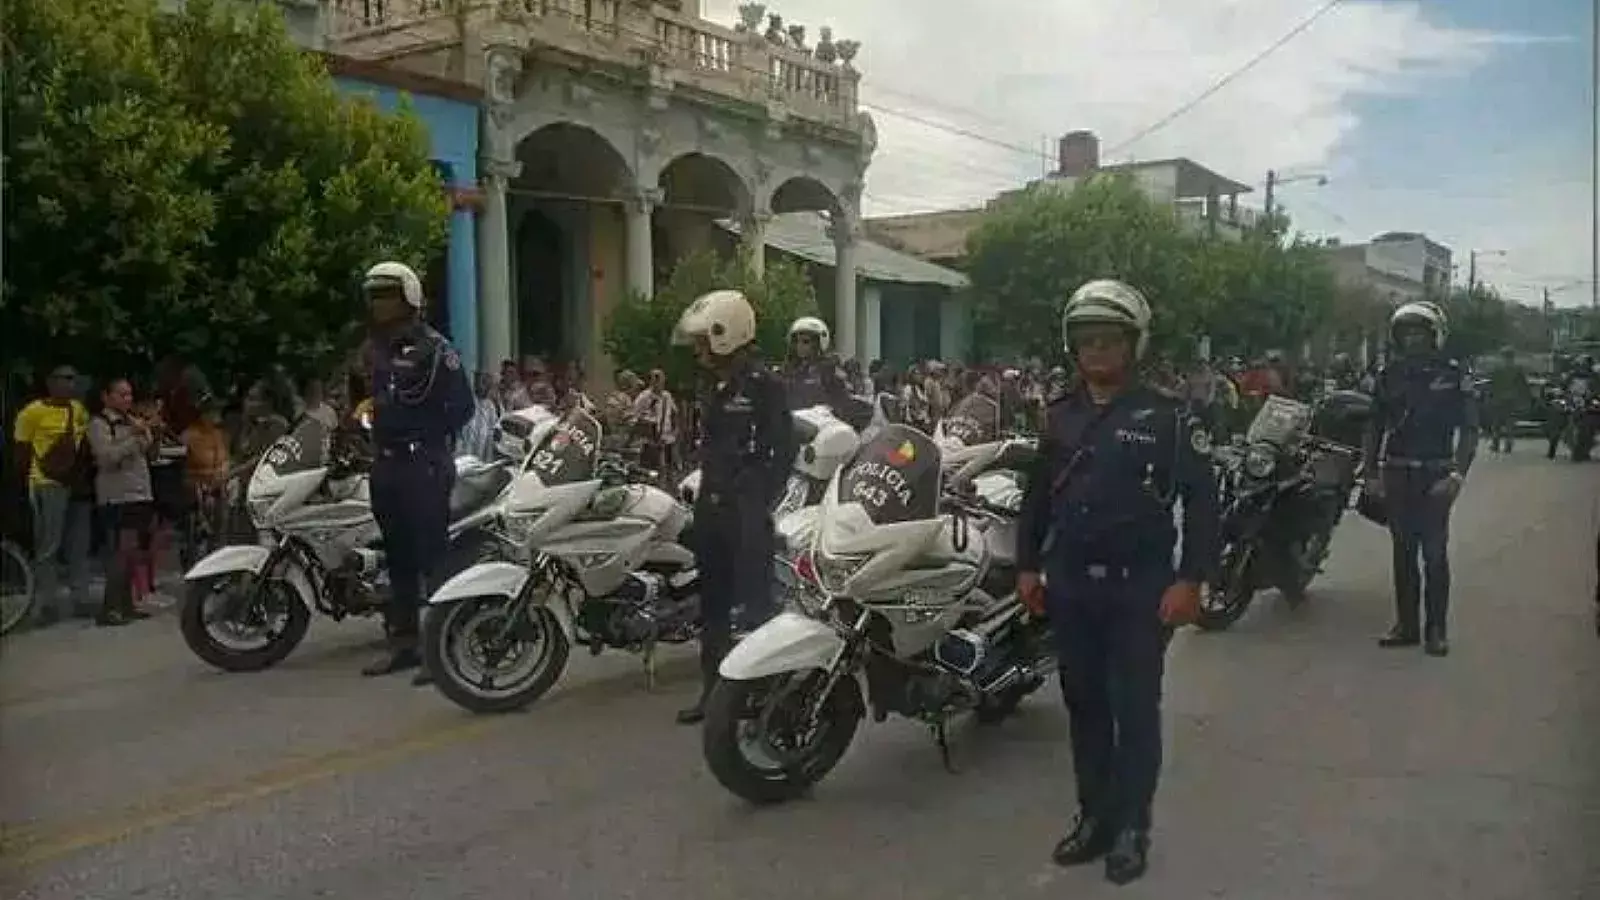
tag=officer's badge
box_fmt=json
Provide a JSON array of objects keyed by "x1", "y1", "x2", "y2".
[
  {"x1": 1189, "y1": 427, "x2": 1212, "y2": 455},
  {"x1": 444, "y1": 349, "x2": 461, "y2": 371}
]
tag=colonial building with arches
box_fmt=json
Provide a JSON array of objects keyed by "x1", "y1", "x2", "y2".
[{"x1": 331, "y1": 0, "x2": 876, "y2": 380}]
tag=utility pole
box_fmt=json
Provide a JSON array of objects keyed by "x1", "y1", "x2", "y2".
[
  {"x1": 1468, "y1": 251, "x2": 1477, "y2": 294},
  {"x1": 1591, "y1": 0, "x2": 1598, "y2": 309},
  {"x1": 1264, "y1": 169, "x2": 1277, "y2": 223}
]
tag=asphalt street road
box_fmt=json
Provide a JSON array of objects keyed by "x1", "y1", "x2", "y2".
[{"x1": 4, "y1": 441, "x2": 1598, "y2": 900}]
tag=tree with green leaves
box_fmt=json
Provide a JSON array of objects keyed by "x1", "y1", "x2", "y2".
[
  {"x1": 965, "y1": 177, "x2": 1336, "y2": 364},
  {"x1": 2, "y1": 0, "x2": 448, "y2": 389},
  {"x1": 604, "y1": 251, "x2": 820, "y2": 394}
]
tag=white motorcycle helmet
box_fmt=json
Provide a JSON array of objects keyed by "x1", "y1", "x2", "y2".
[
  {"x1": 787, "y1": 316, "x2": 832, "y2": 353},
  {"x1": 1389, "y1": 301, "x2": 1448, "y2": 349},
  {"x1": 673, "y1": 289, "x2": 756, "y2": 356},
  {"x1": 1062, "y1": 279, "x2": 1153, "y2": 360},
  {"x1": 363, "y1": 261, "x2": 424, "y2": 310}
]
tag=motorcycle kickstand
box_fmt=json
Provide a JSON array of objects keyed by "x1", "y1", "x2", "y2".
[{"x1": 932, "y1": 717, "x2": 960, "y2": 775}]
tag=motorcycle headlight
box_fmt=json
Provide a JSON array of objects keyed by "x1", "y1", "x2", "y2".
[
  {"x1": 247, "y1": 495, "x2": 278, "y2": 527},
  {"x1": 1243, "y1": 444, "x2": 1277, "y2": 480},
  {"x1": 501, "y1": 509, "x2": 545, "y2": 550},
  {"x1": 814, "y1": 550, "x2": 869, "y2": 594},
  {"x1": 774, "y1": 477, "x2": 808, "y2": 518}
]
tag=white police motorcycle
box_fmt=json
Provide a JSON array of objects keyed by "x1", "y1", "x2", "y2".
[
  {"x1": 703, "y1": 424, "x2": 1054, "y2": 804},
  {"x1": 179, "y1": 406, "x2": 555, "y2": 672}
]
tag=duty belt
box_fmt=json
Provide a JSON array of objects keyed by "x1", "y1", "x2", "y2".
[
  {"x1": 1381, "y1": 456, "x2": 1452, "y2": 470},
  {"x1": 377, "y1": 439, "x2": 447, "y2": 458}
]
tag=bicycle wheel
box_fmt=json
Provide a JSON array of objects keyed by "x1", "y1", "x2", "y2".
[{"x1": 0, "y1": 539, "x2": 36, "y2": 636}]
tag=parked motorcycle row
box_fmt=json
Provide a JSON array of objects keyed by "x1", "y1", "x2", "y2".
[{"x1": 176, "y1": 386, "x2": 1379, "y2": 803}]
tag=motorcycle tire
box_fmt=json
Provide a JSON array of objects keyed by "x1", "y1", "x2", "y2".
[
  {"x1": 423, "y1": 599, "x2": 570, "y2": 715},
  {"x1": 1196, "y1": 544, "x2": 1256, "y2": 632},
  {"x1": 0, "y1": 538, "x2": 36, "y2": 637},
  {"x1": 180, "y1": 574, "x2": 311, "y2": 672},
  {"x1": 702, "y1": 671, "x2": 863, "y2": 805}
]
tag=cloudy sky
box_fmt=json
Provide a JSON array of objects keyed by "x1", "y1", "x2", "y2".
[{"x1": 704, "y1": 0, "x2": 1597, "y2": 308}]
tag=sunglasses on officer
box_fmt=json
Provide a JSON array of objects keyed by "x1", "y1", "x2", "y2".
[{"x1": 1067, "y1": 325, "x2": 1132, "y2": 353}]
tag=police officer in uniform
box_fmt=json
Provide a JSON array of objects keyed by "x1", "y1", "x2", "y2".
[
  {"x1": 782, "y1": 316, "x2": 853, "y2": 411},
  {"x1": 358, "y1": 261, "x2": 475, "y2": 680},
  {"x1": 1016, "y1": 279, "x2": 1219, "y2": 885},
  {"x1": 672, "y1": 290, "x2": 796, "y2": 724},
  {"x1": 1362, "y1": 301, "x2": 1477, "y2": 657}
]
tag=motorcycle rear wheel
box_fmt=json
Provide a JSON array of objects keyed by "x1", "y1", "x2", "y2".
[
  {"x1": 424, "y1": 598, "x2": 570, "y2": 714},
  {"x1": 703, "y1": 671, "x2": 863, "y2": 804}
]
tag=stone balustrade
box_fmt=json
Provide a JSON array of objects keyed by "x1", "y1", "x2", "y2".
[{"x1": 329, "y1": 0, "x2": 860, "y2": 130}]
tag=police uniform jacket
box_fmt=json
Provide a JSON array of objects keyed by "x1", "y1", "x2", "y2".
[
  {"x1": 1367, "y1": 355, "x2": 1478, "y2": 465},
  {"x1": 1017, "y1": 384, "x2": 1219, "y2": 583},
  {"x1": 783, "y1": 356, "x2": 853, "y2": 411},
  {"x1": 698, "y1": 354, "x2": 796, "y2": 507},
  {"x1": 367, "y1": 322, "x2": 475, "y2": 450}
]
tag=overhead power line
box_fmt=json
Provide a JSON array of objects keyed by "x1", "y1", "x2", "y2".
[{"x1": 1104, "y1": 0, "x2": 1348, "y2": 158}]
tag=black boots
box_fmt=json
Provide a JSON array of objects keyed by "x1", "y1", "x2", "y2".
[
  {"x1": 1104, "y1": 829, "x2": 1151, "y2": 885},
  {"x1": 1053, "y1": 815, "x2": 1150, "y2": 885},
  {"x1": 1378, "y1": 624, "x2": 1449, "y2": 656},
  {"x1": 1052, "y1": 812, "x2": 1113, "y2": 866},
  {"x1": 361, "y1": 644, "x2": 432, "y2": 685},
  {"x1": 1377, "y1": 624, "x2": 1420, "y2": 648}
]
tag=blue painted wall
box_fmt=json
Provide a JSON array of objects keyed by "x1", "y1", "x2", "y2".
[{"x1": 334, "y1": 76, "x2": 482, "y2": 373}]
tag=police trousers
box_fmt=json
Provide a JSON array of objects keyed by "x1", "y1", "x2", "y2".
[
  {"x1": 1382, "y1": 468, "x2": 1454, "y2": 634},
  {"x1": 693, "y1": 493, "x2": 775, "y2": 684},
  {"x1": 1048, "y1": 565, "x2": 1170, "y2": 832},
  {"x1": 370, "y1": 447, "x2": 454, "y2": 642}
]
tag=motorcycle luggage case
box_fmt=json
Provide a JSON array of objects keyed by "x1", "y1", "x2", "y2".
[{"x1": 1310, "y1": 390, "x2": 1373, "y2": 449}]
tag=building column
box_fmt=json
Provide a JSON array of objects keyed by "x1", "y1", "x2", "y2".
[
  {"x1": 858, "y1": 283, "x2": 882, "y2": 362},
  {"x1": 478, "y1": 157, "x2": 520, "y2": 370},
  {"x1": 446, "y1": 195, "x2": 480, "y2": 374},
  {"x1": 741, "y1": 208, "x2": 770, "y2": 278},
  {"x1": 830, "y1": 212, "x2": 859, "y2": 361},
  {"x1": 625, "y1": 187, "x2": 659, "y2": 300},
  {"x1": 939, "y1": 293, "x2": 968, "y2": 362}
]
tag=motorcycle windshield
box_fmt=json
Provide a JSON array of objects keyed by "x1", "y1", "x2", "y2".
[
  {"x1": 836, "y1": 424, "x2": 942, "y2": 526},
  {"x1": 1245, "y1": 395, "x2": 1312, "y2": 447},
  {"x1": 524, "y1": 409, "x2": 602, "y2": 485},
  {"x1": 936, "y1": 394, "x2": 1001, "y2": 450}
]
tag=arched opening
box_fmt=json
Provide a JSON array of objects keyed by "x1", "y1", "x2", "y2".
[
  {"x1": 769, "y1": 176, "x2": 838, "y2": 216},
  {"x1": 509, "y1": 123, "x2": 632, "y2": 375},
  {"x1": 655, "y1": 153, "x2": 752, "y2": 278}
]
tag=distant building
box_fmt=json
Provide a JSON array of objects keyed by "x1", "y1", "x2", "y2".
[
  {"x1": 863, "y1": 129, "x2": 1260, "y2": 269},
  {"x1": 1320, "y1": 233, "x2": 1454, "y2": 306}
]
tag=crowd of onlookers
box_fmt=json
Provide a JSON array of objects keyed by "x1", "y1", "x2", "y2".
[{"x1": 3, "y1": 346, "x2": 1368, "y2": 635}]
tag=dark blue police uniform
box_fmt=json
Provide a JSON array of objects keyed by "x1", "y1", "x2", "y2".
[
  {"x1": 783, "y1": 355, "x2": 852, "y2": 411},
  {"x1": 368, "y1": 321, "x2": 474, "y2": 648},
  {"x1": 1366, "y1": 355, "x2": 1477, "y2": 644},
  {"x1": 682, "y1": 353, "x2": 795, "y2": 722},
  {"x1": 1018, "y1": 384, "x2": 1219, "y2": 839}
]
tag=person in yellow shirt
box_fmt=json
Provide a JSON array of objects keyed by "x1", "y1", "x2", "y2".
[{"x1": 11, "y1": 365, "x2": 93, "y2": 626}]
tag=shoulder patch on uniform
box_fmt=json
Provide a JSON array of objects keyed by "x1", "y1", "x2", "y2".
[
  {"x1": 1189, "y1": 425, "x2": 1212, "y2": 455},
  {"x1": 443, "y1": 348, "x2": 461, "y2": 371}
]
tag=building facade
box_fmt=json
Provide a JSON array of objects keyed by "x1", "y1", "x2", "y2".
[
  {"x1": 329, "y1": 59, "x2": 486, "y2": 371},
  {"x1": 327, "y1": 0, "x2": 878, "y2": 380},
  {"x1": 864, "y1": 129, "x2": 1261, "y2": 270}
]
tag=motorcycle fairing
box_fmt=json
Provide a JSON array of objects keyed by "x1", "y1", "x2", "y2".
[{"x1": 719, "y1": 610, "x2": 846, "y2": 680}]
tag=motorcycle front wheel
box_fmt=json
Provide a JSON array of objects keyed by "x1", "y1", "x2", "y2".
[
  {"x1": 1196, "y1": 543, "x2": 1257, "y2": 632},
  {"x1": 423, "y1": 598, "x2": 570, "y2": 714},
  {"x1": 180, "y1": 573, "x2": 311, "y2": 671},
  {"x1": 702, "y1": 670, "x2": 863, "y2": 804}
]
